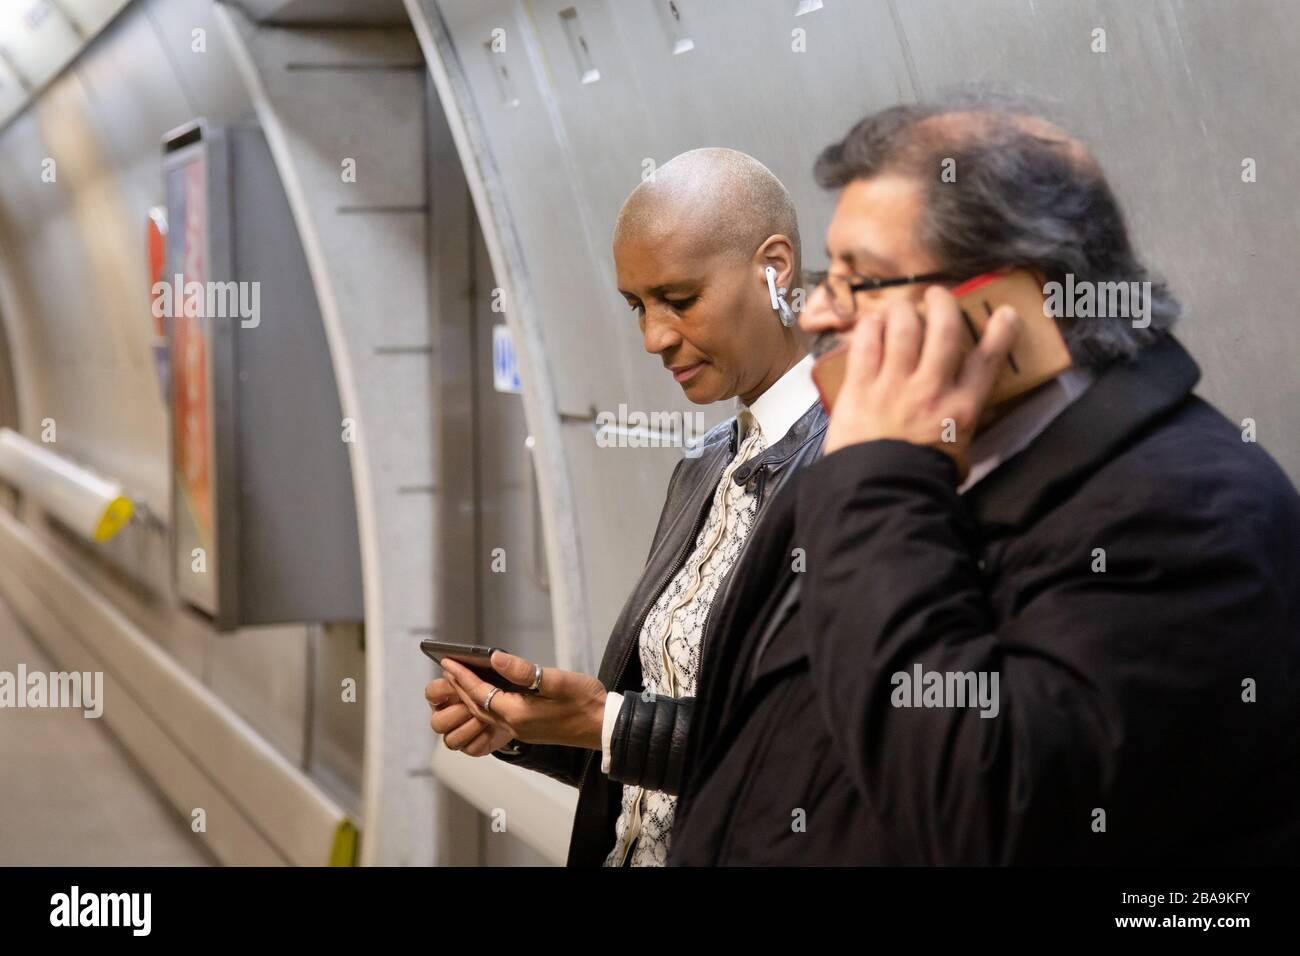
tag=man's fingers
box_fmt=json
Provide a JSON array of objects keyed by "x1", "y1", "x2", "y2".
[
  {"x1": 916, "y1": 286, "x2": 966, "y2": 385},
  {"x1": 882, "y1": 299, "x2": 924, "y2": 378},
  {"x1": 959, "y1": 306, "x2": 1022, "y2": 399},
  {"x1": 841, "y1": 310, "x2": 885, "y2": 391}
]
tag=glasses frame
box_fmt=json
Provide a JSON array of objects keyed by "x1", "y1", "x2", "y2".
[{"x1": 804, "y1": 268, "x2": 963, "y2": 316}]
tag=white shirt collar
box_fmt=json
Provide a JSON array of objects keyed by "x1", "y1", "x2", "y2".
[
  {"x1": 959, "y1": 367, "x2": 1095, "y2": 493},
  {"x1": 739, "y1": 352, "x2": 819, "y2": 445}
]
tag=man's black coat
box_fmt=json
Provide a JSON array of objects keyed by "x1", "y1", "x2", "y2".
[{"x1": 669, "y1": 336, "x2": 1300, "y2": 865}]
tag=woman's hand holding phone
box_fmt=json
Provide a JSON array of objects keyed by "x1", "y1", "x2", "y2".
[
  {"x1": 426, "y1": 650, "x2": 607, "y2": 754},
  {"x1": 426, "y1": 677, "x2": 516, "y2": 757}
]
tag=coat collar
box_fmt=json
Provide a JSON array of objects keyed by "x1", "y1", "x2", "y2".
[
  {"x1": 730, "y1": 399, "x2": 828, "y2": 485},
  {"x1": 964, "y1": 335, "x2": 1201, "y2": 529}
]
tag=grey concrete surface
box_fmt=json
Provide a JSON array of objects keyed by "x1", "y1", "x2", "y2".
[{"x1": 0, "y1": 598, "x2": 214, "y2": 866}]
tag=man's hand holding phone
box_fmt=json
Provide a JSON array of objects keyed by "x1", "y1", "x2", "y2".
[
  {"x1": 426, "y1": 650, "x2": 607, "y2": 755},
  {"x1": 821, "y1": 284, "x2": 1022, "y2": 477}
]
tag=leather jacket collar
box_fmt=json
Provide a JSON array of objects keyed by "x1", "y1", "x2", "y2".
[{"x1": 594, "y1": 398, "x2": 828, "y2": 690}]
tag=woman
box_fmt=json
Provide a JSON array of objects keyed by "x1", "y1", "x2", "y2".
[{"x1": 426, "y1": 148, "x2": 826, "y2": 866}]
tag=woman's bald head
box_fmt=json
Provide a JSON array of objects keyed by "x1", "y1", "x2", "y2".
[{"x1": 614, "y1": 147, "x2": 800, "y2": 271}]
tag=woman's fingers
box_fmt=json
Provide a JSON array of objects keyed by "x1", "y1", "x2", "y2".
[
  {"x1": 424, "y1": 677, "x2": 457, "y2": 708},
  {"x1": 488, "y1": 650, "x2": 542, "y2": 692},
  {"x1": 442, "y1": 663, "x2": 488, "y2": 717},
  {"x1": 430, "y1": 702, "x2": 474, "y2": 735},
  {"x1": 440, "y1": 658, "x2": 608, "y2": 747},
  {"x1": 442, "y1": 715, "x2": 486, "y2": 751},
  {"x1": 442, "y1": 659, "x2": 518, "y2": 727},
  {"x1": 462, "y1": 726, "x2": 499, "y2": 757}
]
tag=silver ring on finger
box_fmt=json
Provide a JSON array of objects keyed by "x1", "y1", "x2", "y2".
[
  {"x1": 528, "y1": 664, "x2": 543, "y2": 694},
  {"x1": 483, "y1": 687, "x2": 501, "y2": 713}
]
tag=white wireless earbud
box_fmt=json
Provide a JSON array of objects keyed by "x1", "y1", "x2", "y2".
[{"x1": 765, "y1": 265, "x2": 796, "y2": 328}]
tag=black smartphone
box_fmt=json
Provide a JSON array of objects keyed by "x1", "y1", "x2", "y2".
[{"x1": 419, "y1": 640, "x2": 528, "y2": 691}]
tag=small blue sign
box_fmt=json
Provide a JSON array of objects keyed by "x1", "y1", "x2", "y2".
[{"x1": 492, "y1": 324, "x2": 522, "y2": 394}]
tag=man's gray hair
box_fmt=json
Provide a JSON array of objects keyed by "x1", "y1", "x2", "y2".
[{"x1": 814, "y1": 92, "x2": 1179, "y2": 370}]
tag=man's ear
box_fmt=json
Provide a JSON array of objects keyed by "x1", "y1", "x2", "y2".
[{"x1": 756, "y1": 234, "x2": 797, "y2": 291}]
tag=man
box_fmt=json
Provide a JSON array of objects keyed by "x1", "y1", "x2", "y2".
[
  {"x1": 669, "y1": 101, "x2": 1300, "y2": 865},
  {"x1": 426, "y1": 148, "x2": 826, "y2": 865}
]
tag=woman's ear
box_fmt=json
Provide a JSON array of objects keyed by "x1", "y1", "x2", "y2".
[{"x1": 756, "y1": 234, "x2": 797, "y2": 292}]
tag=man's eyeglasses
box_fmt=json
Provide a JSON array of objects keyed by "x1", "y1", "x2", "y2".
[{"x1": 804, "y1": 268, "x2": 961, "y2": 318}]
